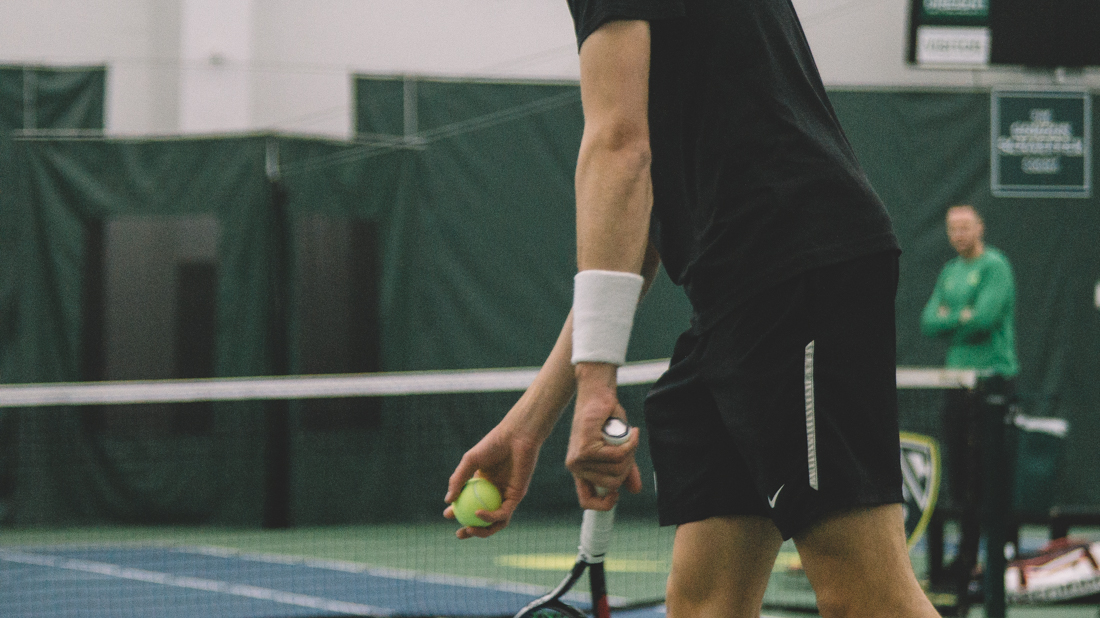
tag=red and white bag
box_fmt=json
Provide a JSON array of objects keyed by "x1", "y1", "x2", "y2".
[{"x1": 1006, "y1": 538, "x2": 1100, "y2": 604}]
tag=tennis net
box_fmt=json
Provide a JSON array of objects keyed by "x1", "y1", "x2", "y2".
[{"x1": 0, "y1": 362, "x2": 975, "y2": 618}]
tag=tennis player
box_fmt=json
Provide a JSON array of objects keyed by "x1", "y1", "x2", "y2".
[{"x1": 446, "y1": 1, "x2": 940, "y2": 616}]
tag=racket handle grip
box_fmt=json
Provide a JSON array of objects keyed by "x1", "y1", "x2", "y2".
[
  {"x1": 580, "y1": 418, "x2": 630, "y2": 562},
  {"x1": 594, "y1": 415, "x2": 629, "y2": 497},
  {"x1": 579, "y1": 507, "x2": 616, "y2": 563},
  {"x1": 594, "y1": 418, "x2": 631, "y2": 498},
  {"x1": 602, "y1": 418, "x2": 630, "y2": 446}
]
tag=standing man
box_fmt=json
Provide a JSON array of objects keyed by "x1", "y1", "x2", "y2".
[
  {"x1": 921, "y1": 204, "x2": 1018, "y2": 587},
  {"x1": 446, "y1": 1, "x2": 941, "y2": 617},
  {"x1": 921, "y1": 205, "x2": 1018, "y2": 378}
]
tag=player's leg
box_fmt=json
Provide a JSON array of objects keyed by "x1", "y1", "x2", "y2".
[
  {"x1": 645, "y1": 329, "x2": 781, "y2": 618},
  {"x1": 666, "y1": 515, "x2": 783, "y2": 618},
  {"x1": 784, "y1": 251, "x2": 938, "y2": 617},
  {"x1": 794, "y1": 504, "x2": 939, "y2": 618},
  {"x1": 694, "y1": 250, "x2": 935, "y2": 616}
]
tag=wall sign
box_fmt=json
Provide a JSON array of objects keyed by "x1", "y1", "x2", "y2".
[
  {"x1": 992, "y1": 91, "x2": 1091, "y2": 198},
  {"x1": 910, "y1": 0, "x2": 990, "y2": 66}
]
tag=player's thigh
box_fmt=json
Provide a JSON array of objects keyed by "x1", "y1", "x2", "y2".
[
  {"x1": 644, "y1": 329, "x2": 772, "y2": 527},
  {"x1": 667, "y1": 516, "x2": 783, "y2": 618},
  {"x1": 696, "y1": 250, "x2": 904, "y2": 539},
  {"x1": 793, "y1": 504, "x2": 935, "y2": 617}
]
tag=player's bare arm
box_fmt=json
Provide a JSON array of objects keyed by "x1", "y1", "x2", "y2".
[
  {"x1": 446, "y1": 19, "x2": 655, "y2": 534},
  {"x1": 445, "y1": 312, "x2": 581, "y2": 538},
  {"x1": 446, "y1": 235, "x2": 656, "y2": 536},
  {"x1": 574, "y1": 20, "x2": 653, "y2": 274},
  {"x1": 567, "y1": 19, "x2": 653, "y2": 511}
]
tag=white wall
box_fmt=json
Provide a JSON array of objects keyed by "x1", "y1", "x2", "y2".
[
  {"x1": 0, "y1": 0, "x2": 182, "y2": 134},
  {"x1": 1, "y1": 0, "x2": 1097, "y2": 138},
  {"x1": 248, "y1": 0, "x2": 579, "y2": 136},
  {"x1": 178, "y1": 0, "x2": 255, "y2": 132}
]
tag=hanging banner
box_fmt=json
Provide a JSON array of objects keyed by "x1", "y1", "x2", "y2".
[
  {"x1": 909, "y1": 0, "x2": 990, "y2": 66},
  {"x1": 992, "y1": 91, "x2": 1092, "y2": 198}
]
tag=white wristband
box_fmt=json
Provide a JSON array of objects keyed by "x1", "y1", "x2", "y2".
[{"x1": 571, "y1": 270, "x2": 644, "y2": 365}]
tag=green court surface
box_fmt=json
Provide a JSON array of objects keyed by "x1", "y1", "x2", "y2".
[{"x1": 2, "y1": 520, "x2": 1097, "y2": 617}]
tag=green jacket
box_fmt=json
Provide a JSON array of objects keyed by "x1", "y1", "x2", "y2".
[{"x1": 920, "y1": 246, "x2": 1019, "y2": 377}]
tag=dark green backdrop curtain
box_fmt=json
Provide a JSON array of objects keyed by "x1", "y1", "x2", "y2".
[
  {"x1": 4, "y1": 77, "x2": 1096, "y2": 526},
  {"x1": 304, "y1": 78, "x2": 691, "y2": 523},
  {"x1": 0, "y1": 67, "x2": 105, "y2": 524},
  {"x1": 11, "y1": 137, "x2": 274, "y2": 524},
  {"x1": 829, "y1": 90, "x2": 1100, "y2": 508},
  {"x1": 7, "y1": 135, "x2": 412, "y2": 525},
  {"x1": 344, "y1": 77, "x2": 697, "y2": 523},
  {"x1": 0, "y1": 66, "x2": 105, "y2": 382},
  {"x1": 355, "y1": 77, "x2": 692, "y2": 372},
  {"x1": 354, "y1": 78, "x2": 1100, "y2": 512}
]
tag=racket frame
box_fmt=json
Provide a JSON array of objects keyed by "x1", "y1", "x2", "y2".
[{"x1": 512, "y1": 419, "x2": 628, "y2": 618}]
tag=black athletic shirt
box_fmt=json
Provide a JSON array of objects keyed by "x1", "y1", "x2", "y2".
[{"x1": 566, "y1": 0, "x2": 900, "y2": 331}]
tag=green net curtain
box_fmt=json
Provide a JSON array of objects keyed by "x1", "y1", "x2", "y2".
[
  {"x1": 5, "y1": 79, "x2": 1096, "y2": 526},
  {"x1": 0, "y1": 67, "x2": 105, "y2": 524},
  {"x1": 830, "y1": 91, "x2": 1100, "y2": 508}
]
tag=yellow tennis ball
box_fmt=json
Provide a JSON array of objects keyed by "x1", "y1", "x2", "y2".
[{"x1": 452, "y1": 477, "x2": 502, "y2": 527}]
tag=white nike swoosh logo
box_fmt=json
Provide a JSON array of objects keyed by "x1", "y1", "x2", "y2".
[{"x1": 768, "y1": 485, "x2": 785, "y2": 509}]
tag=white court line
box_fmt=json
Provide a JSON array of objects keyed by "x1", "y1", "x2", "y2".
[
  {"x1": 0, "y1": 548, "x2": 393, "y2": 616},
  {"x1": 180, "y1": 545, "x2": 628, "y2": 606}
]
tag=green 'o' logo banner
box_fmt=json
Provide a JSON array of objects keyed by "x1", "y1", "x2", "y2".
[{"x1": 992, "y1": 91, "x2": 1092, "y2": 198}]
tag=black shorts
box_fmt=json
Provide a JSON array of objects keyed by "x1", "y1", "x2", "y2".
[{"x1": 644, "y1": 251, "x2": 903, "y2": 540}]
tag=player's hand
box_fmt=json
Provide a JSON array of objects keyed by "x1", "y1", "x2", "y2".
[
  {"x1": 444, "y1": 422, "x2": 541, "y2": 539},
  {"x1": 566, "y1": 363, "x2": 642, "y2": 511}
]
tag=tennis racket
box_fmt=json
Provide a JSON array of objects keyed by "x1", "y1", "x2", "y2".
[{"x1": 513, "y1": 417, "x2": 631, "y2": 618}]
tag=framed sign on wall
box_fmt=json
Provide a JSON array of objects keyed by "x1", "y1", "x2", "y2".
[{"x1": 991, "y1": 90, "x2": 1091, "y2": 198}]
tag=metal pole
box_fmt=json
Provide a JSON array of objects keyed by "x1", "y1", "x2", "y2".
[{"x1": 981, "y1": 376, "x2": 1015, "y2": 618}]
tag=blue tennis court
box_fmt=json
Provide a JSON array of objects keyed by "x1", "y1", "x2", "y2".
[{"x1": 1, "y1": 543, "x2": 673, "y2": 618}]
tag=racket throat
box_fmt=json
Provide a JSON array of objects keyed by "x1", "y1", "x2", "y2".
[
  {"x1": 593, "y1": 596, "x2": 612, "y2": 618},
  {"x1": 589, "y1": 562, "x2": 611, "y2": 618}
]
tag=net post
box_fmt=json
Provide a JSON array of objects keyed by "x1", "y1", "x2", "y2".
[{"x1": 979, "y1": 374, "x2": 1016, "y2": 618}]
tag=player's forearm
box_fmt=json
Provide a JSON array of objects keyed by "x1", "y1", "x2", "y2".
[
  {"x1": 503, "y1": 312, "x2": 579, "y2": 443},
  {"x1": 571, "y1": 139, "x2": 652, "y2": 396},
  {"x1": 507, "y1": 153, "x2": 654, "y2": 443},
  {"x1": 572, "y1": 133, "x2": 652, "y2": 392}
]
